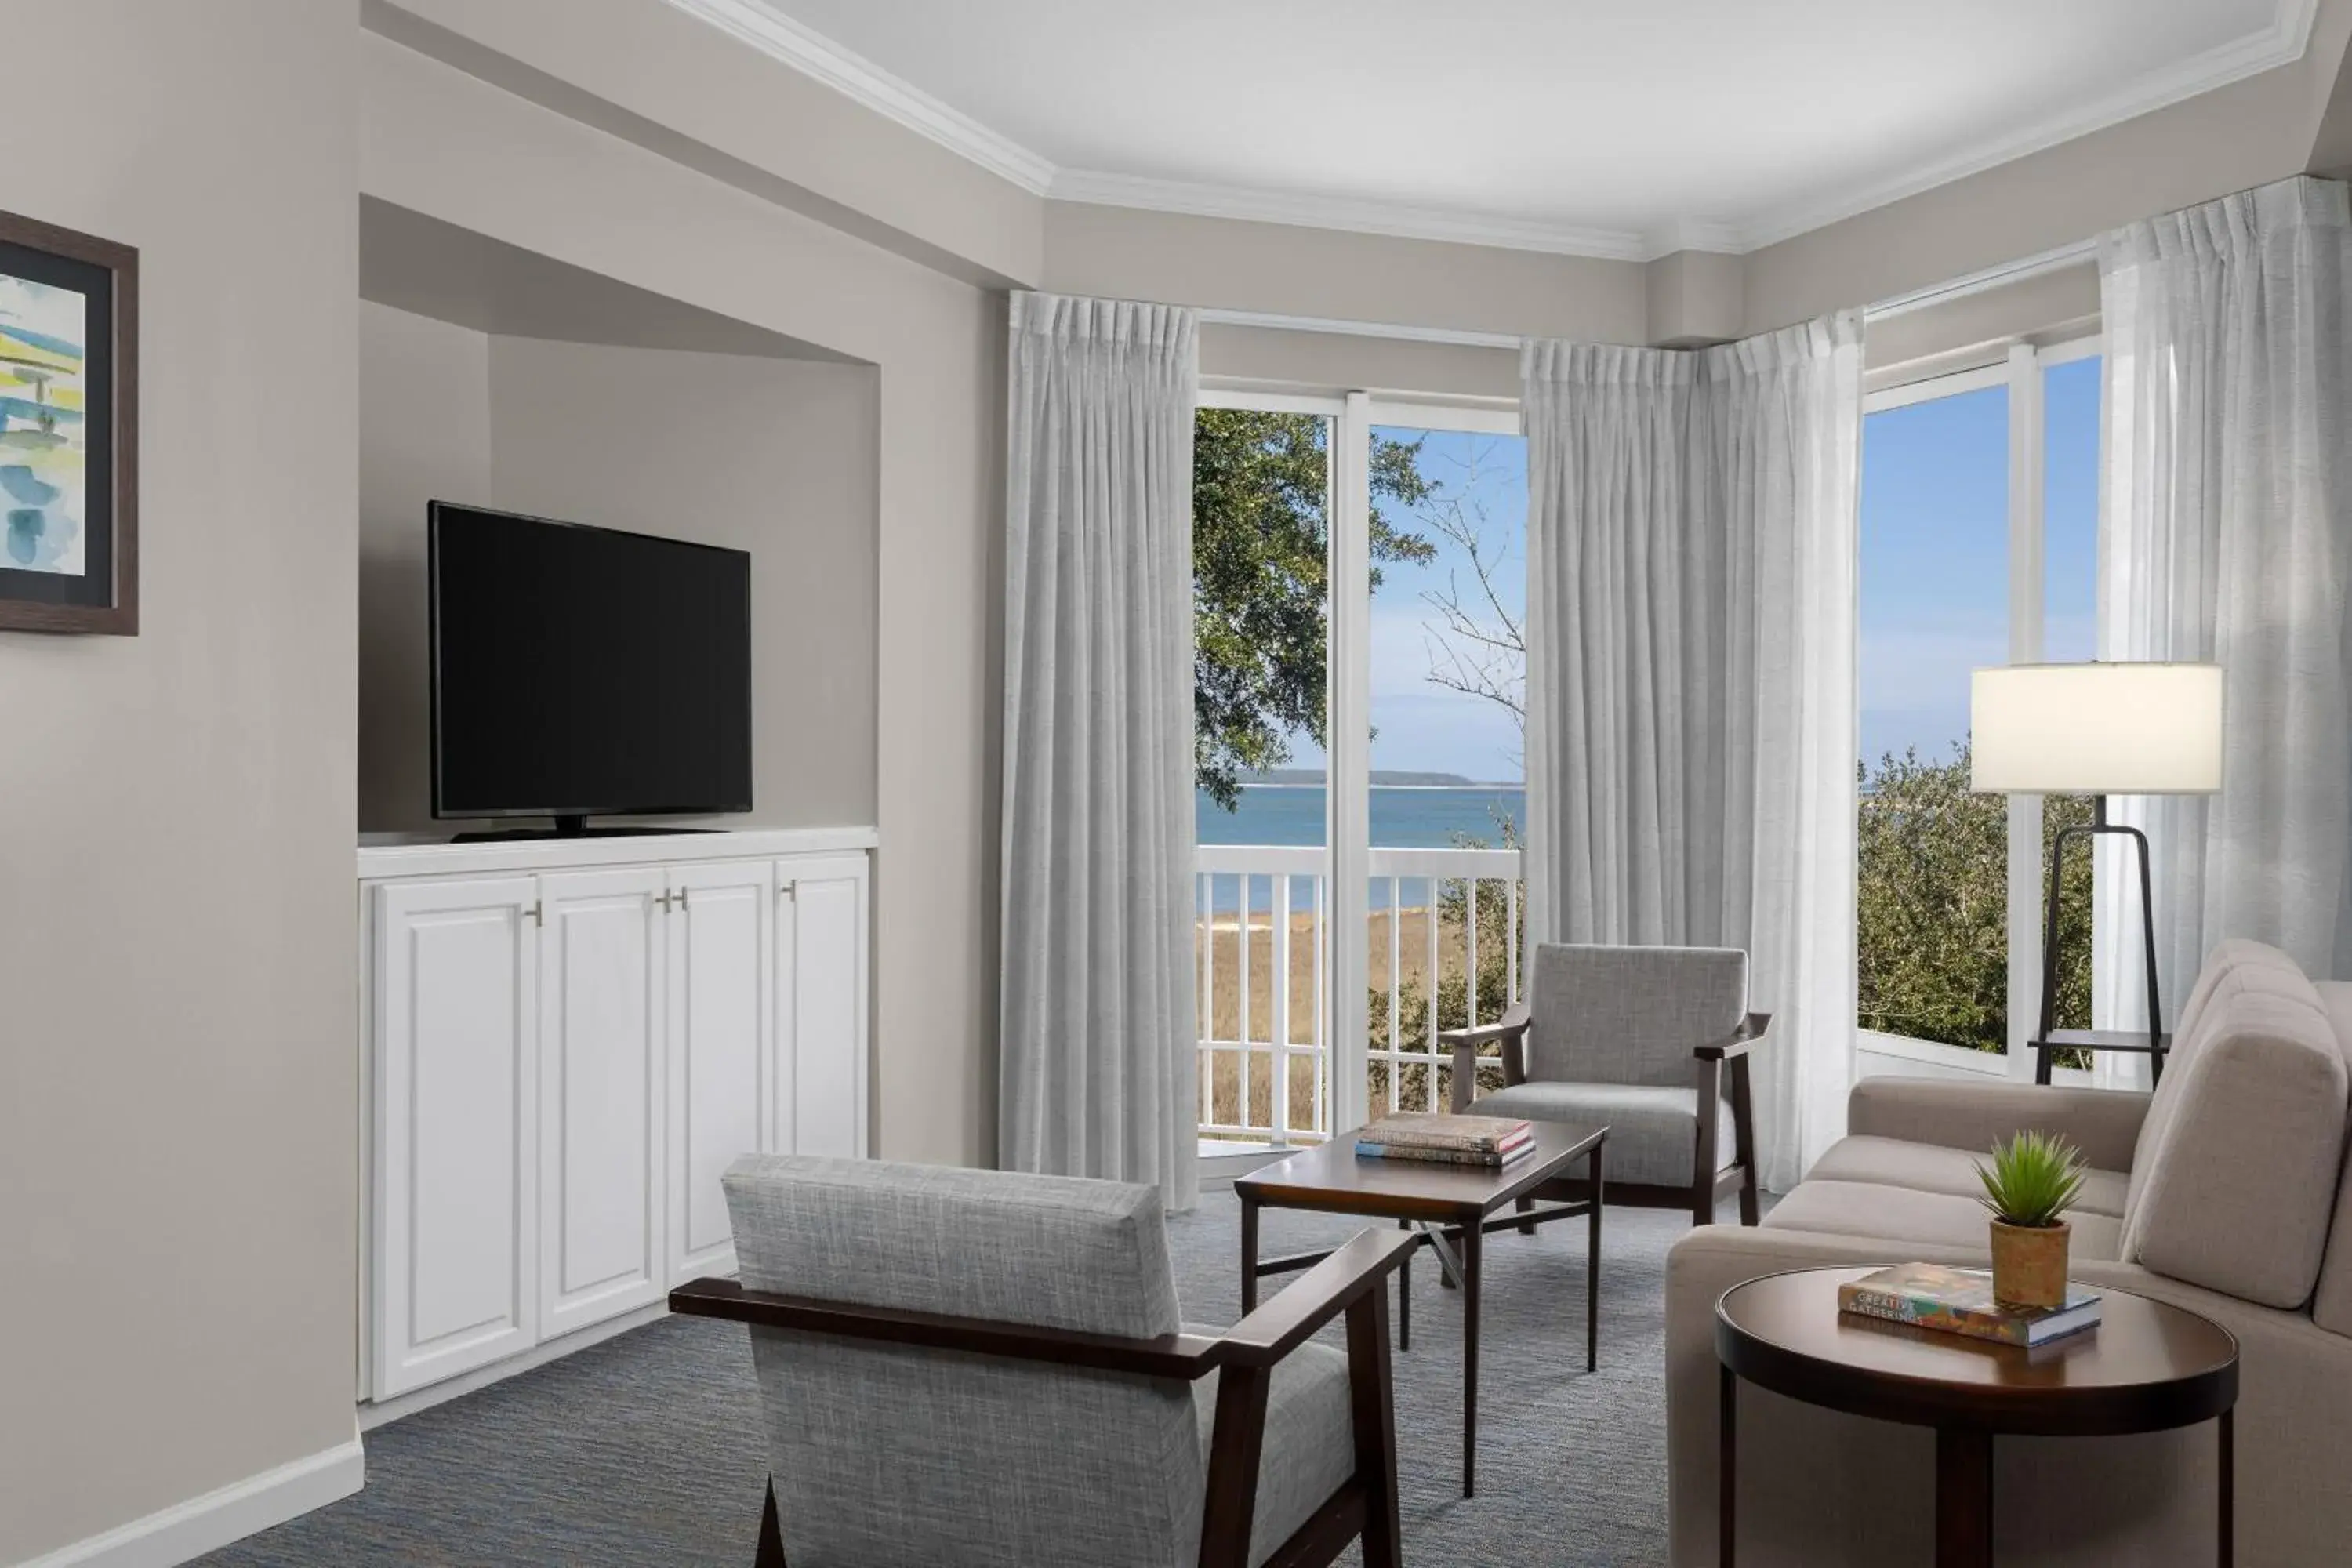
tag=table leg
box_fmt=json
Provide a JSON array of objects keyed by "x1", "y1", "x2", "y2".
[
  {"x1": 2219, "y1": 1406, "x2": 2233, "y2": 1568},
  {"x1": 1239, "y1": 1193, "x2": 1259, "y2": 1314},
  {"x1": 1719, "y1": 1366, "x2": 1737, "y2": 1568},
  {"x1": 1461, "y1": 1218, "x2": 1482, "y2": 1498},
  {"x1": 1587, "y1": 1142, "x2": 1604, "y2": 1374},
  {"x1": 1396, "y1": 1218, "x2": 1412, "y2": 1353},
  {"x1": 1935, "y1": 1428, "x2": 1994, "y2": 1568}
]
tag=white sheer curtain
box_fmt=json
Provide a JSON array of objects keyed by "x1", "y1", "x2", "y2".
[
  {"x1": 1522, "y1": 315, "x2": 1863, "y2": 1190},
  {"x1": 999, "y1": 292, "x2": 1200, "y2": 1209},
  {"x1": 2096, "y1": 177, "x2": 2352, "y2": 1074}
]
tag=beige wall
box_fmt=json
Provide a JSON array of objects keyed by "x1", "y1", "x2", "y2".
[
  {"x1": 362, "y1": 24, "x2": 1003, "y2": 1168},
  {"x1": 0, "y1": 2, "x2": 361, "y2": 1562},
  {"x1": 369, "y1": 0, "x2": 1044, "y2": 289},
  {"x1": 485, "y1": 335, "x2": 880, "y2": 834},
  {"x1": 358, "y1": 301, "x2": 492, "y2": 832}
]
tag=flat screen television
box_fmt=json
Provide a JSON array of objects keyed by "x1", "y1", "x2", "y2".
[{"x1": 430, "y1": 502, "x2": 751, "y2": 834}]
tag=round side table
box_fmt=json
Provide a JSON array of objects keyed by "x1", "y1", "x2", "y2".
[{"x1": 1715, "y1": 1266, "x2": 2238, "y2": 1568}]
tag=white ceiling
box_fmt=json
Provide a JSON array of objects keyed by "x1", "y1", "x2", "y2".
[{"x1": 670, "y1": 0, "x2": 2315, "y2": 260}]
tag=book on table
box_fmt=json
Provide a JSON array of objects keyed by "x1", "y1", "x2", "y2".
[
  {"x1": 1838, "y1": 1262, "x2": 2103, "y2": 1348},
  {"x1": 1355, "y1": 1112, "x2": 1534, "y2": 1167}
]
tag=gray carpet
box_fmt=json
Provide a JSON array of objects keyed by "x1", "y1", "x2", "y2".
[{"x1": 203, "y1": 1192, "x2": 1693, "y2": 1566}]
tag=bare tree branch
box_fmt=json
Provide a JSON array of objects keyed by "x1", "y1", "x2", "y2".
[{"x1": 1406, "y1": 437, "x2": 1526, "y2": 742}]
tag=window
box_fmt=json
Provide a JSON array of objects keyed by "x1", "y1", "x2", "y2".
[{"x1": 1857, "y1": 343, "x2": 2102, "y2": 1071}]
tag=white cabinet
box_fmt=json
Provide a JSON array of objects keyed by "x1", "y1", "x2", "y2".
[
  {"x1": 371, "y1": 876, "x2": 540, "y2": 1399},
  {"x1": 358, "y1": 830, "x2": 872, "y2": 1406},
  {"x1": 538, "y1": 867, "x2": 669, "y2": 1338},
  {"x1": 666, "y1": 857, "x2": 775, "y2": 1284},
  {"x1": 780, "y1": 854, "x2": 869, "y2": 1160}
]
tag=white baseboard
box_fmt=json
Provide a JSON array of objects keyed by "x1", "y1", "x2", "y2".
[
  {"x1": 360, "y1": 1299, "x2": 670, "y2": 1430},
  {"x1": 21, "y1": 1437, "x2": 364, "y2": 1568}
]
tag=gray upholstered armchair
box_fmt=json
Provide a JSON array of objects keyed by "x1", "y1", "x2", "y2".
[
  {"x1": 1443, "y1": 942, "x2": 1768, "y2": 1226},
  {"x1": 671, "y1": 1154, "x2": 1414, "y2": 1568}
]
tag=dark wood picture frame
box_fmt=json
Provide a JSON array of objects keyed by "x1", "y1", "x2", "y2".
[{"x1": 0, "y1": 208, "x2": 137, "y2": 634}]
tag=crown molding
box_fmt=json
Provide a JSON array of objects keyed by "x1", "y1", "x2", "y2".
[
  {"x1": 1048, "y1": 168, "x2": 1654, "y2": 261},
  {"x1": 1731, "y1": 0, "x2": 2320, "y2": 251},
  {"x1": 658, "y1": 0, "x2": 1054, "y2": 194},
  {"x1": 666, "y1": 0, "x2": 2317, "y2": 263}
]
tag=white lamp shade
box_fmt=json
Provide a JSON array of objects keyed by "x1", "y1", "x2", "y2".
[{"x1": 1971, "y1": 662, "x2": 2223, "y2": 795}]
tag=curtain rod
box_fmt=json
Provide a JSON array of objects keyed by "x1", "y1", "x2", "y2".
[
  {"x1": 1196, "y1": 307, "x2": 1520, "y2": 351},
  {"x1": 1863, "y1": 238, "x2": 2100, "y2": 321}
]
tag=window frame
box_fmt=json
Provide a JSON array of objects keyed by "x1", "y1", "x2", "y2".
[{"x1": 1857, "y1": 332, "x2": 2100, "y2": 1083}]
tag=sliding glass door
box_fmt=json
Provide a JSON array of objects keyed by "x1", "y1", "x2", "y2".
[{"x1": 1191, "y1": 391, "x2": 1526, "y2": 1150}]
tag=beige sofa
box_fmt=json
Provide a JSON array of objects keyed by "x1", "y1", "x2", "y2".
[{"x1": 1664, "y1": 939, "x2": 2352, "y2": 1566}]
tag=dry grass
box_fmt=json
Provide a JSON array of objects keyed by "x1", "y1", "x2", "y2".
[{"x1": 1195, "y1": 906, "x2": 1489, "y2": 1138}]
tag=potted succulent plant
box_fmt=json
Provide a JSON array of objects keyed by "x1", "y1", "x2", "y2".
[{"x1": 1973, "y1": 1129, "x2": 2087, "y2": 1309}]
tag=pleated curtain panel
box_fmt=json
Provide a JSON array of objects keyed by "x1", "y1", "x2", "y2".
[
  {"x1": 999, "y1": 292, "x2": 1202, "y2": 1210},
  {"x1": 1521, "y1": 317, "x2": 1864, "y2": 1191},
  {"x1": 2095, "y1": 176, "x2": 2352, "y2": 1076}
]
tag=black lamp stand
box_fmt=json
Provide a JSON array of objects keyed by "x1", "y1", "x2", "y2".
[{"x1": 2031, "y1": 794, "x2": 2168, "y2": 1085}]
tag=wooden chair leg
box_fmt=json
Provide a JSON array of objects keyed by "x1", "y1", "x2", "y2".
[
  {"x1": 755, "y1": 1476, "x2": 787, "y2": 1568},
  {"x1": 1199, "y1": 1363, "x2": 1271, "y2": 1568},
  {"x1": 1730, "y1": 1054, "x2": 1760, "y2": 1227},
  {"x1": 1347, "y1": 1287, "x2": 1403, "y2": 1568},
  {"x1": 1693, "y1": 1056, "x2": 1723, "y2": 1227}
]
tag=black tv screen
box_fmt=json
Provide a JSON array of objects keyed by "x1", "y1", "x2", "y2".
[{"x1": 430, "y1": 503, "x2": 751, "y2": 822}]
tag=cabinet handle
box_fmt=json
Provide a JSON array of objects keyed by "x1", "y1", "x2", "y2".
[
  {"x1": 677, "y1": 887, "x2": 690, "y2": 911},
  {"x1": 779, "y1": 882, "x2": 796, "y2": 902},
  {"x1": 525, "y1": 901, "x2": 543, "y2": 926}
]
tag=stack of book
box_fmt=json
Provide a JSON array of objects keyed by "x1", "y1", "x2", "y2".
[
  {"x1": 1838, "y1": 1262, "x2": 2103, "y2": 1348},
  {"x1": 1355, "y1": 1112, "x2": 1534, "y2": 1167}
]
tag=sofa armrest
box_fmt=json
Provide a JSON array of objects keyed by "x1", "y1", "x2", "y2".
[{"x1": 1845, "y1": 1077, "x2": 2151, "y2": 1171}]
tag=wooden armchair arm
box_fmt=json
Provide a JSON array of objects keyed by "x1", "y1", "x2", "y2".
[
  {"x1": 1220, "y1": 1225, "x2": 1418, "y2": 1367},
  {"x1": 1442, "y1": 1001, "x2": 1531, "y2": 1111},
  {"x1": 1693, "y1": 1011, "x2": 1773, "y2": 1062},
  {"x1": 668, "y1": 1277, "x2": 1226, "y2": 1379}
]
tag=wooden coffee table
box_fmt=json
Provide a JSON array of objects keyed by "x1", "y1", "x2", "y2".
[
  {"x1": 1234, "y1": 1120, "x2": 1607, "y2": 1497},
  {"x1": 1715, "y1": 1267, "x2": 2240, "y2": 1567}
]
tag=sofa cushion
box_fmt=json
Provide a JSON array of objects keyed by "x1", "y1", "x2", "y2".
[
  {"x1": 1472, "y1": 1079, "x2": 1733, "y2": 1188},
  {"x1": 1809, "y1": 1134, "x2": 2129, "y2": 1218},
  {"x1": 2294, "y1": 981, "x2": 2352, "y2": 1334},
  {"x1": 1524, "y1": 942, "x2": 1747, "y2": 1087},
  {"x1": 1764, "y1": 1178, "x2": 2123, "y2": 1261},
  {"x1": 2116, "y1": 947, "x2": 2350, "y2": 1308},
  {"x1": 1190, "y1": 1338, "x2": 1355, "y2": 1566}
]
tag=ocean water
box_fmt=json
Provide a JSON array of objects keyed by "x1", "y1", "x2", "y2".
[{"x1": 1196, "y1": 784, "x2": 1525, "y2": 911}]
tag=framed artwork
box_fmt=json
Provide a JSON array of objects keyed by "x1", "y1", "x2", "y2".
[{"x1": 0, "y1": 209, "x2": 136, "y2": 634}]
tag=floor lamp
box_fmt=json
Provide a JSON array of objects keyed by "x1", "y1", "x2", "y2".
[{"x1": 1970, "y1": 662, "x2": 2223, "y2": 1085}]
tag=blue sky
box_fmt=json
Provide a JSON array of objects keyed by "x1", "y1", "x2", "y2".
[
  {"x1": 1860, "y1": 357, "x2": 2100, "y2": 768},
  {"x1": 1225, "y1": 359, "x2": 2100, "y2": 786}
]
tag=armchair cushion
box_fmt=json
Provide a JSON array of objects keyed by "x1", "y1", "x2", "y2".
[
  {"x1": 1189, "y1": 1339, "x2": 1356, "y2": 1565},
  {"x1": 1808, "y1": 1134, "x2": 2129, "y2": 1218},
  {"x1": 1470, "y1": 1080, "x2": 1734, "y2": 1188},
  {"x1": 1526, "y1": 942, "x2": 1748, "y2": 1087},
  {"x1": 724, "y1": 1156, "x2": 1203, "y2": 1566}
]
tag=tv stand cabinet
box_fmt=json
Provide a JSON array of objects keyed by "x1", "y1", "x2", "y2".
[{"x1": 354, "y1": 827, "x2": 873, "y2": 1407}]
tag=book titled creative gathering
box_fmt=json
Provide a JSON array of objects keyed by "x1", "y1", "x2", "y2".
[{"x1": 1356, "y1": 1112, "x2": 1534, "y2": 1167}]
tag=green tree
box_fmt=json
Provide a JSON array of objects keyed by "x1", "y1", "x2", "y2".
[
  {"x1": 1192, "y1": 411, "x2": 1436, "y2": 808},
  {"x1": 1857, "y1": 741, "x2": 2092, "y2": 1053}
]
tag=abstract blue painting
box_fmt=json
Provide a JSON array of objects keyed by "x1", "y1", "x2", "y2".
[{"x1": 0, "y1": 270, "x2": 87, "y2": 576}]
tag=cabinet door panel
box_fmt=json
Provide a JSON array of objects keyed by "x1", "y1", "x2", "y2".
[
  {"x1": 373, "y1": 877, "x2": 539, "y2": 1398},
  {"x1": 780, "y1": 854, "x2": 869, "y2": 1160},
  {"x1": 539, "y1": 868, "x2": 667, "y2": 1338},
  {"x1": 666, "y1": 858, "x2": 774, "y2": 1283}
]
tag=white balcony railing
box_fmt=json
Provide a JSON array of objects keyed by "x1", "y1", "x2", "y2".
[{"x1": 1195, "y1": 844, "x2": 1523, "y2": 1148}]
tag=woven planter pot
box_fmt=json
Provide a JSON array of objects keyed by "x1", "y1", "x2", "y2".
[{"x1": 1988, "y1": 1218, "x2": 2071, "y2": 1310}]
